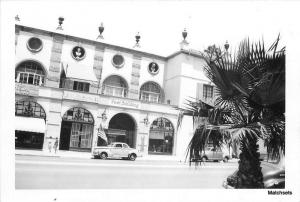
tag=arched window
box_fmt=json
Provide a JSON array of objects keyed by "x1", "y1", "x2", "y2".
[
  {"x1": 140, "y1": 82, "x2": 162, "y2": 103},
  {"x1": 15, "y1": 61, "x2": 46, "y2": 86},
  {"x1": 102, "y1": 75, "x2": 128, "y2": 97},
  {"x1": 62, "y1": 107, "x2": 94, "y2": 124},
  {"x1": 148, "y1": 117, "x2": 174, "y2": 154},
  {"x1": 15, "y1": 100, "x2": 46, "y2": 120}
]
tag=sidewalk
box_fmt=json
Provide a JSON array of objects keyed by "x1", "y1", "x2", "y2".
[
  {"x1": 15, "y1": 149, "x2": 184, "y2": 162},
  {"x1": 15, "y1": 149, "x2": 239, "y2": 163}
]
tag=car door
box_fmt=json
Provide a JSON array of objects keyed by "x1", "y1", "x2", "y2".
[
  {"x1": 120, "y1": 143, "x2": 130, "y2": 157},
  {"x1": 214, "y1": 148, "x2": 223, "y2": 160},
  {"x1": 210, "y1": 148, "x2": 217, "y2": 160},
  {"x1": 112, "y1": 143, "x2": 123, "y2": 157}
]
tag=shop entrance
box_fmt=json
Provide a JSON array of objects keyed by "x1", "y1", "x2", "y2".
[
  {"x1": 148, "y1": 117, "x2": 174, "y2": 155},
  {"x1": 59, "y1": 107, "x2": 94, "y2": 151},
  {"x1": 108, "y1": 113, "x2": 136, "y2": 148}
]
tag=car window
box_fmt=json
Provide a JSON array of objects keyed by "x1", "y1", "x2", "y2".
[
  {"x1": 123, "y1": 144, "x2": 129, "y2": 148},
  {"x1": 115, "y1": 144, "x2": 122, "y2": 148}
]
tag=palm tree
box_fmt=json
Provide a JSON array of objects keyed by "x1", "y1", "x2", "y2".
[{"x1": 177, "y1": 35, "x2": 285, "y2": 188}]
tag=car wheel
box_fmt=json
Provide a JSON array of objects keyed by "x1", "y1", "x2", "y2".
[
  {"x1": 202, "y1": 156, "x2": 208, "y2": 162},
  {"x1": 223, "y1": 157, "x2": 229, "y2": 163},
  {"x1": 100, "y1": 152, "x2": 108, "y2": 160},
  {"x1": 129, "y1": 154, "x2": 136, "y2": 161}
]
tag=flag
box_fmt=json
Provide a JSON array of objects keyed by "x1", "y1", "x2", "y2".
[{"x1": 97, "y1": 124, "x2": 107, "y2": 142}]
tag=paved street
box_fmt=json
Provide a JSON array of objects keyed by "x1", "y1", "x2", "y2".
[{"x1": 16, "y1": 155, "x2": 237, "y2": 189}]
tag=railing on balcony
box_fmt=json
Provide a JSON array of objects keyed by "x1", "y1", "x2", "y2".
[
  {"x1": 15, "y1": 72, "x2": 45, "y2": 86},
  {"x1": 102, "y1": 85, "x2": 128, "y2": 98},
  {"x1": 140, "y1": 91, "x2": 160, "y2": 103}
]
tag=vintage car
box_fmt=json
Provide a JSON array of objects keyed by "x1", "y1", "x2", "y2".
[
  {"x1": 223, "y1": 161, "x2": 285, "y2": 189},
  {"x1": 92, "y1": 142, "x2": 139, "y2": 161}
]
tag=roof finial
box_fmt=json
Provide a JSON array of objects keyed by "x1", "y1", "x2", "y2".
[
  {"x1": 97, "y1": 22, "x2": 104, "y2": 40},
  {"x1": 56, "y1": 17, "x2": 64, "y2": 30},
  {"x1": 224, "y1": 40, "x2": 229, "y2": 52},
  {"x1": 133, "y1": 32, "x2": 141, "y2": 48},
  {"x1": 180, "y1": 28, "x2": 189, "y2": 50}
]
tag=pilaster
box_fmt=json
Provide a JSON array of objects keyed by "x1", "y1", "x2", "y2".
[
  {"x1": 128, "y1": 54, "x2": 142, "y2": 99},
  {"x1": 46, "y1": 35, "x2": 64, "y2": 88},
  {"x1": 92, "y1": 45, "x2": 105, "y2": 94}
]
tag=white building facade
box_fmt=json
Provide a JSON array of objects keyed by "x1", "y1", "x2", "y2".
[{"x1": 15, "y1": 24, "x2": 215, "y2": 159}]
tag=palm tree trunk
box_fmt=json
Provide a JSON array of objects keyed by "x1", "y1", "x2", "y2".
[{"x1": 236, "y1": 133, "x2": 264, "y2": 188}]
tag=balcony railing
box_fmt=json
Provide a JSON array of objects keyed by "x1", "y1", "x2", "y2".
[
  {"x1": 102, "y1": 85, "x2": 128, "y2": 98},
  {"x1": 140, "y1": 91, "x2": 160, "y2": 103}
]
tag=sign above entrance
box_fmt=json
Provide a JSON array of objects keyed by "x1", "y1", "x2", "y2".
[
  {"x1": 110, "y1": 98, "x2": 140, "y2": 109},
  {"x1": 15, "y1": 83, "x2": 39, "y2": 96},
  {"x1": 63, "y1": 91, "x2": 101, "y2": 104}
]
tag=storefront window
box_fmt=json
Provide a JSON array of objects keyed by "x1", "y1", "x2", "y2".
[
  {"x1": 15, "y1": 101, "x2": 46, "y2": 149},
  {"x1": 148, "y1": 117, "x2": 174, "y2": 155},
  {"x1": 15, "y1": 101, "x2": 46, "y2": 120}
]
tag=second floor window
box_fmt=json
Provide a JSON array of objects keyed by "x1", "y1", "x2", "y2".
[
  {"x1": 102, "y1": 75, "x2": 128, "y2": 98},
  {"x1": 203, "y1": 84, "x2": 213, "y2": 99},
  {"x1": 73, "y1": 81, "x2": 90, "y2": 92},
  {"x1": 15, "y1": 61, "x2": 45, "y2": 86},
  {"x1": 140, "y1": 82, "x2": 162, "y2": 103}
]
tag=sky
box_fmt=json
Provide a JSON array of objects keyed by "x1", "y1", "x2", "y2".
[{"x1": 9, "y1": 1, "x2": 293, "y2": 56}]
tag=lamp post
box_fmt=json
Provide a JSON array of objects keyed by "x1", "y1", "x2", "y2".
[
  {"x1": 101, "y1": 109, "x2": 107, "y2": 122},
  {"x1": 15, "y1": 15, "x2": 20, "y2": 22},
  {"x1": 144, "y1": 114, "x2": 149, "y2": 126}
]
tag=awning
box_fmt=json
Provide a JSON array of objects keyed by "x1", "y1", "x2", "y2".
[
  {"x1": 149, "y1": 132, "x2": 164, "y2": 140},
  {"x1": 61, "y1": 62, "x2": 98, "y2": 82},
  {"x1": 107, "y1": 129, "x2": 126, "y2": 136},
  {"x1": 15, "y1": 116, "x2": 45, "y2": 133}
]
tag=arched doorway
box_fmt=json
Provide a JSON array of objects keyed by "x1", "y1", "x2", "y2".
[
  {"x1": 15, "y1": 100, "x2": 46, "y2": 149},
  {"x1": 148, "y1": 117, "x2": 174, "y2": 155},
  {"x1": 108, "y1": 113, "x2": 136, "y2": 148},
  {"x1": 59, "y1": 107, "x2": 94, "y2": 151}
]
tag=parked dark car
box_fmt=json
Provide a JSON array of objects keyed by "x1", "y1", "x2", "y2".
[{"x1": 223, "y1": 161, "x2": 285, "y2": 189}]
